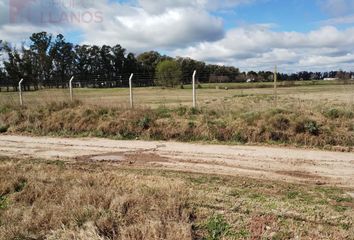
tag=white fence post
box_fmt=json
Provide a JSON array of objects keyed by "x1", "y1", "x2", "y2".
[
  {"x1": 192, "y1": 70, "x2": 197, "y2": 108},
  {"x1": 129, "y1": 73, "x2": 134, "y2": 109},
  {"x1": 69, "y1": 76, "x2": 74, "y2": 102},
  {"x1": 18, "y1": 78, "x2": 24, "y2": 106},
  {"x1": 274, "y1": 65, "x2": 278, "y2": 107}
]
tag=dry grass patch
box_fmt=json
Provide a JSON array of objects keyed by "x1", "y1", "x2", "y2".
[
  {"x1": 0, "y1": 156, "x2": 353, "y2": 239},
  {"x1": 0, "y1": 157, "x2": 194, "y2": 240},
  {"x1": 0, "y1": 97, "x2": 353, "y2": 149}
]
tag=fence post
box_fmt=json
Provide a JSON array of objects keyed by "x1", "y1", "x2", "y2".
[
  {"x1": 192, "y1": 70, "x2": 197, "y2": 108},
  {"x1": 69, "y1": 76, "x2": 74, "y2": 102},
  {"x1": 18, "y1": 78, "x2": 24, "y2": 106},
  {"x1": 274, "y1": 65, "x2": 278, "y2": 107},
  {"x1": 129, "y1": 73, "x2": 134, "y2": 109}
]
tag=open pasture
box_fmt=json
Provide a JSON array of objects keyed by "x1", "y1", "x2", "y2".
[{"x1": 1, "y1": 82, "x2": 354, "y2": 110}]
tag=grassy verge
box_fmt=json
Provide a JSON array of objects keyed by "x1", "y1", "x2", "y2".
[
  {"x1": 0, "y1": 156, "x2": 353, "y2": 239},
  {"x1": 0, "y1": 99, "x2": 353, "y2": 150}
]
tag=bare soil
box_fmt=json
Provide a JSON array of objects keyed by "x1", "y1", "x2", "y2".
[{"x1": 0, "y1": 134, "x2": 353, "y2": 188}]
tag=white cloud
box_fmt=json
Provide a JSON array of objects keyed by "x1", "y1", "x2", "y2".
[
  {"x1": 137, "y1": 0, "x2": 254, "y2": 13},
  {"x1": 79, "y1": 2, "x2": 224, "y2": 50},
  {"x1": 0, "y1": 0, "x2": 354, "y2": 72},
  {"x1": 320, "y1": 0, "x2": 354, "y2": 16},
  {"x1": 173, "y1": 25, "x2": 354, "y2": 71}
]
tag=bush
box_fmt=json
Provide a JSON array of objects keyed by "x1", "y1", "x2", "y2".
[
  {"x1": 0, "y1": 125, "x2": 8, "y2": 133},
  {"x1": 323, "y1": 108, "x2": 353, "y2": 119},
  {"x1": 271, "y1": 115, "x2": 290, "y2": 131},
  {"x1": 138, "y1": 116, "x2": 152, "y2": 130},
  {"x1": 295, "y1": 119, "x2": 320, "y2": 136},
  {"x1": 305, "y1": 120, "x2": 320, "y2": 135},
  {"x1": 188, "y1": 107, "x2": 201, "y2": 115},
  {"x1": 324, "y1": 108, "x2": 342, "y2": 119}
]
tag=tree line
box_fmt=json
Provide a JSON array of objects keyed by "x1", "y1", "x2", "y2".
[
  {"x1": 0, "y1": 32, "x2": 240, "y2": 91},
  {"x1": 0, "y1": 32, "x2": 353, "y2": 91}
]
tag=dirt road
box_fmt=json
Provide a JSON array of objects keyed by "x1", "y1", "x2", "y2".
[{"x1": 1, "y1": 135, "x2": 353, "y2": 188}]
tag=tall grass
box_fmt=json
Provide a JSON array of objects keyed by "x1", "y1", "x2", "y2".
[{"x1": 0, "y1": 97, "x2": 353, "y2": 149}]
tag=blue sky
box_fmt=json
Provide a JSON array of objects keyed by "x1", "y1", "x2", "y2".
[{"x1": 1, "y1": 0, "x2": 354, "y2": 72}]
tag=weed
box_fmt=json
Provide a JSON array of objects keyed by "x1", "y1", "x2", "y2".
[
  {"x1": 156, "y1": 106, "x2": 171, "y2": 118},
  {"x1": 228, "y1": 189, "x2": 240, "y2": 197},
  {"x1": 13, "y1": 178, "x2": 27, "y2": 192},
  {"x1": 334, "y1": 205, "x2": 349, "y2": 212},
  {"x1": 324, "y1": 108, "x2": 342, "y2": 119},
  {"x1": 189, "y1": 107, "x2": 200, "y2": 115},
  {"x1": 249, "y1": 193, "x2": 266, "y2": 202},
  {"x1": 333, "y1": 196, "x2": 352, "y2": 203},
  {"x1": 286, "y1": 191, "x2": 299, "y2": 199},
  {"x1": 176, "y1": 106, "x2": 187, "y2": 116},
  {"x1": 204, "y1": 214, "x2": 232, "y2": 240},
  {"x1": 0, "y1": 195, "x2": 8, "y2": 209},
  {"x1": 0, "y1": 106, "x2": 11, "y2": 114}
]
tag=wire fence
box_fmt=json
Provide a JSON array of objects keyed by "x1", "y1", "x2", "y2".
[{"x1": 1, "y1": 70, "x2": 354, "y2": 111}]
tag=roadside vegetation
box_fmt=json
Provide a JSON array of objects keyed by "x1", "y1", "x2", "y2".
[
  {"x1": 0, "y1": 156, "x2": 353, "y2": 239},
  {"x1": 0, "y1": 88, "x2": 353, "y2": 150}
]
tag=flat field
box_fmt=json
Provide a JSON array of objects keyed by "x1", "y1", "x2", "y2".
[{"x1": 1, "y1": 81, "x2": 354, "y2": 108}]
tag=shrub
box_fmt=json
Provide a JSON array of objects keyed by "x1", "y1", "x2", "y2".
[
  {"x1": 324, "y1": 108, "x2": 342, "y2": 119},
  {"x1": 138, "y1": 116, "x2": 152, "y2": 130},
  {"x1": 304, "y1": 120, "x2": 320, "y2": 135},
  {"x1": 271, "y1": 115, "x2": 290, "y2": 131},
  {"x1": 241, "y1": 112, "x2": 260, "y2": 125},
  {"x1": 295, "y1": 119, "x2": 320, "y2": 135},
  {"x1": 0, "y1": 125, "x2": 8, "y2": 133},
  {"x1": 176, "y1": 106, "x2": 187, "y2": 116},
  {"x1": 188, "y1": 107, "x2": 201, "y2": 115},
  {"x1": 156, "y1": 106, "x2": 171, "y2": 118},
  {"x1": 232, "y1": 132, "x2": 247, "y2": 143},
  {"x1": 324, "y1": 108, "x2": 353, "y2": 119}
]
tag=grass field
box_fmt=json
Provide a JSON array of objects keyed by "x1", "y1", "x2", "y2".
[
  {"x1": 1, "y1": 81, "x2": 354, "y2": 108},
  {"x1": 0, "y1": 156, "x2": 353, "y2": 240},
  {"x1": 0, "y1": 82, "x2": 353, "y2": 150}
]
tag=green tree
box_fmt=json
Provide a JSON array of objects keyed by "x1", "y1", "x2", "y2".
[
  {"x1": 29, "y1": 32, "x2": 53, "y2": 84},
  {"x1": 155, "y1": 60, "x2": 182, "y2": 88},
  {"x1": 50, "y1": 34, "x2": 75, "y2": 87}
]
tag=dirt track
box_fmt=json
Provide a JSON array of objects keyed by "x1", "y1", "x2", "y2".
[{"x1": 1, "y1": 135, "x2": 353, "y2": 188}]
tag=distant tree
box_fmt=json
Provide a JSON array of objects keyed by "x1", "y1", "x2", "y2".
[
  {"x1": 137, "y1": 51, "x2": 161, "y2": 69},
  {"x1": 155, "y1": 60, "x2": 182, "y2": 88},
  {"x1": 50, "y1": 34, "x2": 75, "y2": 87},
  {"x1": 111, "y1": 44, "x2": 126, "y2": 75},
  {"x1": 29, "y1": 32, "x2": 53, "y2": 83}
]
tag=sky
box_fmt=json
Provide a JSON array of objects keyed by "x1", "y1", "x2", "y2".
[{"x1": 1, "y1": 0, "x2": 354, "y2": 72}]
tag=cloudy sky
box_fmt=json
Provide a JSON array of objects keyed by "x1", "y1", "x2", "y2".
[{"x1": 1, "y1": 0, "x2": 354, "y2": 72}]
